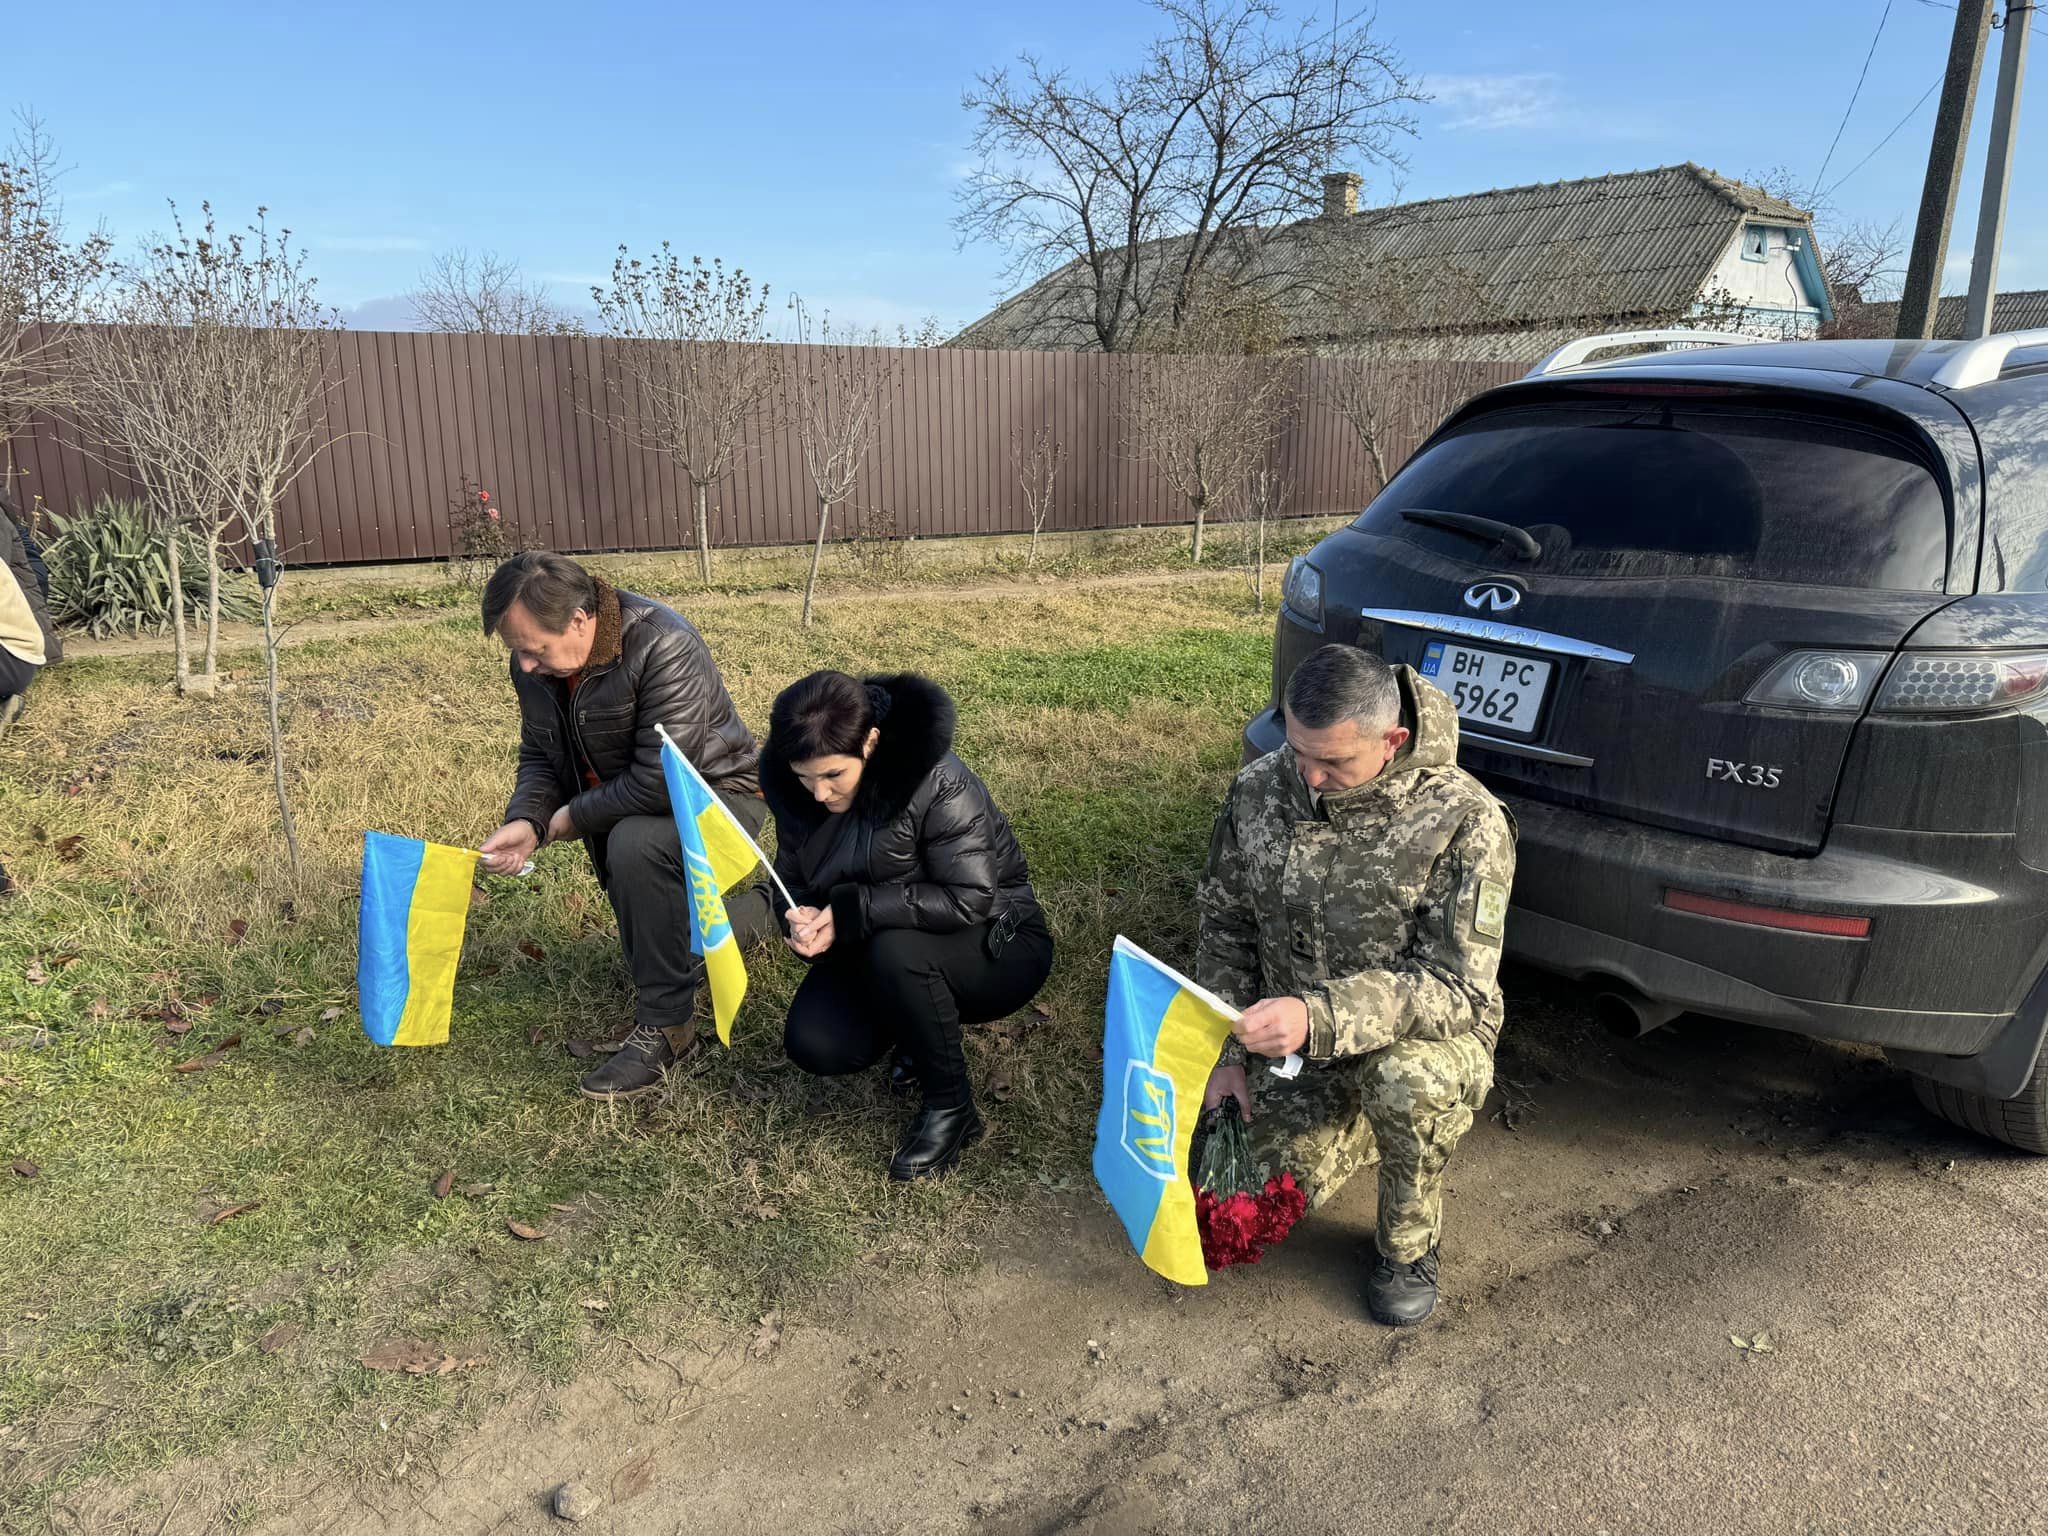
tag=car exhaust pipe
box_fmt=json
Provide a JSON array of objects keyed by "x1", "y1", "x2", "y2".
[{"x1": 1590, "y1": 985, "x2": 1682, "y2": 1038}]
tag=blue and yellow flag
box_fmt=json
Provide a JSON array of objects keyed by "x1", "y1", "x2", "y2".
[
  {"x1": 1092, "y1": 935, "x2": 1239, "y2": 1286},
  {"x1": 357, "y1": 831, "x2": 476, "y2": 1047},
  {"x1": 660, "y1": 731, "x2": 765, "y2": 1045}
]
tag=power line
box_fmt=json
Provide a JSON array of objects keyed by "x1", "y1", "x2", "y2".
[
  {"x1": 1824, "y1": 75, "x2": 1946, "y2": 196},
  {"x1": 1812, "y1": 1, "x2": 1898, "y2": 203}
]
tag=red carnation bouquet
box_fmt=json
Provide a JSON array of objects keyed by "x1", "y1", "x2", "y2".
[{"x1": 1192, "y1": 1096, "x2": 1306, "y2": 1270}]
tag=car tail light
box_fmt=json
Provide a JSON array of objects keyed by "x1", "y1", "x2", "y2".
[
  {"x1": 1283, "y1": 557, "x2": 1324, "y2": 626},
  {"x1": 1663, "y1": 889, "x2": 1871, "y2": 938},
  {"x1": 1873, "y1": 651, "x2": 2048, "y2": 715},
  {"x1": 1744, "y1": 650, "x2": 1889, "y2": 712}
]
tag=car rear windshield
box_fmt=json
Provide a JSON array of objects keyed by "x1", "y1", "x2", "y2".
[{"x1": 1355, "y1": 400, "x2": 1950, "y2": 591}]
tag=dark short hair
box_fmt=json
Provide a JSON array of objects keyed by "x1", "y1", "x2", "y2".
[
  {"x1": 767, "y1": 671, "x2": 875, "y2": 763},
  {"x1": 480, "y1": 552, "x2": 599, "y2": 637},
  {"x1": 1284, "y1": 645, "x2": 1400, "y2": 731}
]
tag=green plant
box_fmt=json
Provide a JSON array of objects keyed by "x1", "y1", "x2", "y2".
[{"x1": 43, "y1": 495, "x2": 258, "y2": 638}]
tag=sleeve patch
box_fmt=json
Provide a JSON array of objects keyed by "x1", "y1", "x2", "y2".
[{"x1": 1473, "y1": 877, "x2": 1509, "y2": 942}]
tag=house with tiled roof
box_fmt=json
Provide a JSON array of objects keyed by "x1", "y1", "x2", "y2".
[{"x1": 950, "y1": 163, "x2": 1833, "y2": 362}]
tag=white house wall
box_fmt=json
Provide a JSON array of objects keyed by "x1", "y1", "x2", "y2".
[{"x1": 1697, "y1": 227, "x2": 1823, "y2": 337}]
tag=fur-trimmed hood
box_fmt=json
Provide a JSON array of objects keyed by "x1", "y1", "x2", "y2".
[{"x1": 762, "y1": 672, "x2": 958, "y2": 827}]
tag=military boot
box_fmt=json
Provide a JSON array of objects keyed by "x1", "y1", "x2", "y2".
[
  {"x1": 576, "y1": 1022, "x2": 692, "y2": 1101},
  {"x1": 1365, "y1": 1243, "x2": 1440, "y2": 1327}
]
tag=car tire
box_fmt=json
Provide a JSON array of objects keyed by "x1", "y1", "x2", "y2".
[{"x1": 1911, "y1": 1060, "x2": 2048, "y2": 1154}]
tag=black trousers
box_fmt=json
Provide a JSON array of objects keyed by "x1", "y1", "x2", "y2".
[
  {"x1": 0, "y1": 647, "x2": 37, "y2": 704},
  {"x1": 590, "y1": 792, "x2": 776, "y2": 1034},
  {"x1": 784, "y1": 915, "x2": 1055, "y2": 1109}
]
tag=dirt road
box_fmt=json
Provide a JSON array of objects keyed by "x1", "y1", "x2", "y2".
[{"x1": 215, "y1": 973, "x2": 2047, "y2": 1536}]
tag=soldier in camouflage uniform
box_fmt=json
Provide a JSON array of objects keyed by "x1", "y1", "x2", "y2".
[{"x1": 1197, "y1": 644, "x2": 1515, "y2": 1326}]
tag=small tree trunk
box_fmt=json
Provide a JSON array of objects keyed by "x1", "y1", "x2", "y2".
[
  {"x1": 693, "y1": 481, "x2": 713, "y2": 585},
  {"x1": 166, "y1": 522, "x2": 191, "y2": 693},
  {"x1": 203, "y1": 529, "x2": 222, "y2": 681},
  {"x1": 1255, "y1": 514, "x2": 1268, "y2": 609},
  {"x1": 1029, "y1": 509, "x2": 1043, "y2": 566},
  {"x1": 801, "y1": 493, "x2": 831, "y2": 629},
  {"x1": 259, "y1": 580, "x2": 301, "y2": 873},
  {"x1": 1190, "y1": 501, "x2": 1206, "y2": 564}
]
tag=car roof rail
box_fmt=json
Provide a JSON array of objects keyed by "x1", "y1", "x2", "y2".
[
  {"x1": 1927, "y1": 328, "x2": 2048, "y2": 389},
  {"x1": 1526, "y1": 329, "x2": 1770, "y2": 378}
]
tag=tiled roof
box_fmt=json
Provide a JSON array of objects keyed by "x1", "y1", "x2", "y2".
[{"x1": 1851, "y1": 288, "x2": 2048, "y2": 338}]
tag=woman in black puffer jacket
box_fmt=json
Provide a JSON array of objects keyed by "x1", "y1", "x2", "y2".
[{"x1": 763, "y1": 670, "x2": 1054, "y2": 1180}]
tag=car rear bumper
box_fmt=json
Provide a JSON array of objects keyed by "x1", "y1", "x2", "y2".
[{"x1": 1240, "y1": 705, "x2": 2048, "y2": 1074}]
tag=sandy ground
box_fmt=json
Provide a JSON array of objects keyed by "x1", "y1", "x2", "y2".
[{"x1": 64, "y1": 971, "x2": 2037, "y2": 1536}]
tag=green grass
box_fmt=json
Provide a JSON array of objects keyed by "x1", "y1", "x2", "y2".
[{"x1": 0, "y1": 569, "x2": 1278, "y2": 1530}]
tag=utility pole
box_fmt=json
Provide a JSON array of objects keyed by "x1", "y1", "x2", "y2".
[
  {"x1": 1898, "y1": 0, "x2": 1995, "y2": 339},
  {"x1": 1964, "y1": 4, "x2": 2035, "y2": 339}
]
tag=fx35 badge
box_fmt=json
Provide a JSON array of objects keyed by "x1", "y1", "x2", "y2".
[{"x1": 1707, "y1": 758, "x2": 1782, "y2": 789}]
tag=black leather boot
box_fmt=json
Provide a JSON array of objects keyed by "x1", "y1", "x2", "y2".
[
  {"x1": 577, "y1": 1023, "x2": 679, "y2": 1100},
  {"x1": 888, "y1": 1101, "x2": 984, "y2": 1181},
  {"x1": 1365, "y1": 1243, "x2": 1441, "y2": 1327}
]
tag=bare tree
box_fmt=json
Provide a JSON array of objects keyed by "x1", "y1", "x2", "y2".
[
  {"x1": 1234, "y1": 462, "x2": 1289, "y2": 610},
  {"x1": 957, "y1": 0, "x2": 1418, "y2": 352},
  {"x1": 1010, "y1": 422, "x2": 1067, "y2": 564},
  {"x1": 591, "y1": 248, "x2": 776, "y2": 583},
  {"x1": 0, "y1": 112, "x2": 111, "y2": 501},
  {"x1": 1319, "y1": 254, "x2": 1492, "y2": 490},
  {"x1": 411, "y1": 248, "x2": 581, "y2": 335},
  {"x1": 1126, "y1": 302, "x2": 1294, "y2": 563},
  {"x1": 785, "y1": 299, "x2": 899, "y2": 628}
]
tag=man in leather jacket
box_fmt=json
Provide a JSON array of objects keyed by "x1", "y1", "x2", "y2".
[{"x1": 477, "y1": 552, "x2": 771, "y2": 1098}]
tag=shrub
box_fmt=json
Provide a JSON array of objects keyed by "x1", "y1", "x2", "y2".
[
  {"x1": 43, "y1": 495, "x2": 258, "y2": 638},
  {"x1": 837, "y1": 505, "x2": 916, "y2": 586}
]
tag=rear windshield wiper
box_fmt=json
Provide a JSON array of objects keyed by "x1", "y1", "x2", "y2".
[{"x1": 1400, "y1": 509, "x2": 1541, "y2": 562}]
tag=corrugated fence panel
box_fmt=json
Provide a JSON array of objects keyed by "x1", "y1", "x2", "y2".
[{"x1": 7, "y1": 325, "x2": 1522, "y2": 564}]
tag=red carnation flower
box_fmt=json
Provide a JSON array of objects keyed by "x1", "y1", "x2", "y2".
[
  {"x1": 1192, "y1": 1098, "x2": 1306, "y2": 1271},
  {"x1": 478, "y1": 490, "x2": 490, "y2": 502}
]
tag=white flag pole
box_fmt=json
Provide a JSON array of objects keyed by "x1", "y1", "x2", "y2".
[
  {"x1": 1111, "y1": 934, "x2": 1302, "y2": 1079},
  {"x1": 656, "y1": 723, "x2": 798, "y2": 912}
]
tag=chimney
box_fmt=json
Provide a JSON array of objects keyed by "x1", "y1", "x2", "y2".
[{"x1": 1322, "y1": 171, "x2": 1362, "y2": 220}]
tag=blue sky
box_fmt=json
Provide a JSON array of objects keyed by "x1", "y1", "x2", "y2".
[{"x1": 13, "y1": 0, "x2": 2045, "y2": 333}]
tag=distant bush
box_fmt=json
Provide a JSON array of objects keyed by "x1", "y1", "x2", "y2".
[
  {"x1": 838, "y1": 506, "x2": 917, "y2": 586},
  {"x1": 44, "y1": 495, "x2": 258, "y2": 638}
]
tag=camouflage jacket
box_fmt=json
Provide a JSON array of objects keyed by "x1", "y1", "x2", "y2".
[{"x1": 1197, "y1": 666, "x2": 1517, "y2": 1061}]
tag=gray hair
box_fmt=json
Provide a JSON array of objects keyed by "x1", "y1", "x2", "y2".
[{"x1": 1284, "y1": 644, "x2": 1400, "y2": 732}]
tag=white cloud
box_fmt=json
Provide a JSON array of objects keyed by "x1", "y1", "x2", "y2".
[
  {"x1": 1424, "y1": 73, "x2": 1563, "y2": 132},
  {"x1": 315, "y1": 234, "x2": 432, "y2": 254}
]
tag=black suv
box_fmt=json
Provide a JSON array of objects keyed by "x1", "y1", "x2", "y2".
[{"x1": 1247, "y1": 329, "x2": 2048, "y2": 1151}]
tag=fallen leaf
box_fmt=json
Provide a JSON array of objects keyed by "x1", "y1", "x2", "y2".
[
  {"x1": 162, "y1": 1018, "x2": 194, "y2": 1035},
  {"x1": 506, "y1": 1220, "x2": 546, "y2": 1242},
  {"x1": 578, "y1": 1298, "x2": 609, "y2": 1312},
  {"x1": 361, "y1": 1337, "x2": 440, "y2": 1372},
  {"x1": 257, "y1": 1322, "x2": 303, "y2": 1354},
  {"x1": 988, "y1": 1070, "x2": 1014, "y2": 1103},
  {"x1": 52, "y1": 955, "x2": 80, "y2": 971},
  {"x1": 751, "y1": 1310, "x2": 784, "y2": 1358},
  {"x1": 517, "y1": 941, "x2": 546, "y2": 963},
  {"x1": 209, "y1": 1201, "x2": 261, "y2": 1225},
  {"x1": 172, "y1": 1034, "x2": 243, "y2": 1073},
  {"x1": 292, "y1": 1026, "x2": 315, "y2": 1048},
  {"x1": 407, "y1": 1352, "x2": 487, "y2": 1377},
  {"x1": 565, "y1": 1040, "x2": 594, "y2": 1059},
  {"x1": 189, "y1": 991, "x2": 220, "y2": 1009},
  {"x1": 1030, "y1": 1002, "x2": 1053, "y2": 1019},
  {"x1": 527, "y1": 1025, "x2": 547, "y2": 1047},
  {"x1": 10, "y1": 1159, "x2": 38, "y2": 1179},
  {"x1": 469, "y1": 886, "x2": 489, "y2": 909},
  {"x1": 23, "y1": 961, "x2": 47, "y2": 986},
  {"x1": 226, "y1": 919, "x2": 249, "y2": 945},
  {"x1": 87, "y1": 997, "x2": 111, "y2": 1023},
  {"x1": 458, "y1": 1182, "x2": 494, "y2": 1197},
  {"x1": 53, "y1": 835, "x2": 84, "y2": 863},
  {"x1": 431, "y1": 1167, "x2": 456, "y2": 1200},
  {"x1": 320, "y1": 1007, "x2": 343, "y2": 1023},
  {"x1": 256, "y1": 998, "x2": 283, "y2": 1017},
  {"x1": 270, "y1": 1022, "x2": 298, "y2": 1039},
  {"x1": 613, "y1": 1452, "x2": 656, "y2": 1504}
]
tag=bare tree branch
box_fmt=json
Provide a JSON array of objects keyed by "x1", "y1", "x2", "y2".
[
  {"x1": 785, "y1": 299, "x2": 901, "y2": 627},
  {"x1": 592, "y1": 249, "x2": 776, "y2": 582},
  {"x1": 411, "y1": 248, "x2": 582, "y2": 335},
  {"x1": 956, "y1": 0, "x2": 1418, "y2": 351}
]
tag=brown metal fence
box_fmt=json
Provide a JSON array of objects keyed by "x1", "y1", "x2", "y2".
[{"x1": 8, "y1": 331, "x2": 1522, "y2": 567}]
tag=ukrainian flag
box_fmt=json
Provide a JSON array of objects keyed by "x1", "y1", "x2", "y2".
[
  {"x1": 660, "y1": 731, "x2": 762, "y2": 1045},
  {"x1": 1092, "y1": 935, "x2": 1239, "y2": 1286},
  {"x1": 357, "y1": 831, "x2": 477, "y2": 1047}
]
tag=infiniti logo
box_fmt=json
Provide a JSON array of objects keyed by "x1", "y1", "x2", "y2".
[{"x1": 1463, "y1": 582, "x2": 1522, "y2": 613}]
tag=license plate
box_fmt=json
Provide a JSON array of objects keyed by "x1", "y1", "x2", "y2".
[{"x1": 1420, "y1": 641, "x2": 1551, "y2": 734}]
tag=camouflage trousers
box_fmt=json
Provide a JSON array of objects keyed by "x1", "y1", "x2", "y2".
[{"x1": 1247, "y1": 1032, "x2": 1493, "y2": 1263}]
